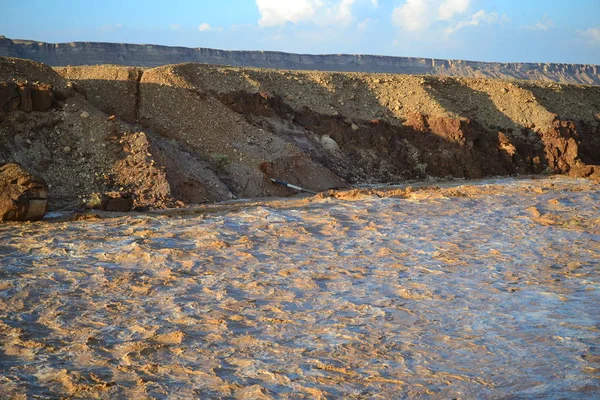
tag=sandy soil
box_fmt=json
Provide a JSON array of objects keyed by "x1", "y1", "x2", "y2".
[{"x1": 0, "y1": 177, "x2": 598, "y2": 399}]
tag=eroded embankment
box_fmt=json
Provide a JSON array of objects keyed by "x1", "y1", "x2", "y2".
[
  {"x1": 58, "y1": 63, "x2": 600, "y2": 187},
  {"x1": 2, "y1": 56, "x2": 600, "y2": 210}
]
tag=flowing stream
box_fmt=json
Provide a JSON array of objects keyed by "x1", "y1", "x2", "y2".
[{"x1": 0, "y1": 177, "x2": 599, "y2": 399}]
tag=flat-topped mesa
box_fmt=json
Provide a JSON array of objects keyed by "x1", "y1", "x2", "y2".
[{"x1": 1, "y1": 36, "x2": 599, "y2": 85}]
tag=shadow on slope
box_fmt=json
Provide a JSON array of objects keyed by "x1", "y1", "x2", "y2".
[{"x1": 55, "y1": 63, "x2": 600, "y2": 201}]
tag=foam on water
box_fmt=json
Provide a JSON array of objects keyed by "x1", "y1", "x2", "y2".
[{"x1": 0, "y1": 177, "x2": 599, "y2": 398}]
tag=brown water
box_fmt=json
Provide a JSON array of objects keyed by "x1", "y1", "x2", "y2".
[{"x1": 1, "y1": 177, "x2": 599, "y2": 399}]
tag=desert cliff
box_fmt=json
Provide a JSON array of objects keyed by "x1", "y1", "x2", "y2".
[
  {"x1": 1, "y1": 56, "x2": 599, "y2": 211},
  {"x1": 1, "y1": 36, "x2": 599, "y2": 85}
]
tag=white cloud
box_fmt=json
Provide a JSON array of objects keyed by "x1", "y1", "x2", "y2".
[
  {"x1": 439, "y1": 0, "x2": 471, "y2": 21},
  {"x1": 256, "y1": 0, "x2": 320, "y2": 27},
  {"x1": 255, "y1": 0, "x2": 376, "y2": 27},
  {"x1": 357, "y1": 18, "x2": 372, "y2": 32},
  {"x1": 391, "y1": 0, "x2": 474, "y2": 31},
  {"x1": 198, "y1": 23, "x2": 211, "y2": 32},
  {"x1": 579, "y1": 27, "x2": 600, "y2": 45},
  {"x1": 329, "y1": 0, "x2": 357, "y2": 25},
  {"x1": 391, "y1": 0, "x2": 432, "y2": 32},
  {"x1": 445, "y1": 9, "x2": 504, "y2": 34},
  {"x1": 525, "y1": 13, "x2": 554, "y2": 31}
]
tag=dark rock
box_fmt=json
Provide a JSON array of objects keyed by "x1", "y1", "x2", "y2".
[
  {"x1": 17, "y1": 83, "x2": 33, "y2": 112},
  {"x1": 0, "y1": 163, "x2": 48, "y2": 221},
  {"x1": 0, "y1": 82, "x2": 54, "y2": 113},
  {"x1": 53, "y1": 81, "x2": 75, "y2": 101},
  {"x1": 100, "y1": 193, "x2": 134, "y2": 212},
  {"x1": 30, "y1": 84, "x2": 54, "y2": 111},
  {"x1": 0, "y1": 82, "x2": 19, "y2": 112}
]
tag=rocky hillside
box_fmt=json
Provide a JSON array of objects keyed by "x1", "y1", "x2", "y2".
[
  {"x1": 1, "y1": 36, "x2": 599, "y2": 85},
  {"x1": 1, "y1": 56, "x2": 599, "y2": 211}
]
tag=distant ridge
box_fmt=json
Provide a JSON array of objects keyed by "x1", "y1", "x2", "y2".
[{"x1": 1, "y1": 36, "x2": 599, "y2": 85}]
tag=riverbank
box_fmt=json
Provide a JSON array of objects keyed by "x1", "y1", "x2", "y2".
[{"x1": 1, "y1": 56, "x2": 599, "y2": 214}]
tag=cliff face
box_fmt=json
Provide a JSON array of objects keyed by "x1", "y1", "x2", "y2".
[
  {"x1": 1, "y1": 36, "x2": 599, "y2": 85},
  {"x1": 1, "y1": 56, "x2": 599, "y2": 211}
]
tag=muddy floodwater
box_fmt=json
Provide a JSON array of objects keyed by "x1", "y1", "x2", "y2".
[{"x1": 0, "y1": 177, "x2": 599, "y2": 399}]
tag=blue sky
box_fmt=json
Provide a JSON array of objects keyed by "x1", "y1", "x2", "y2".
[{"x1": 2, "y1": 0, "x2": 600, "y2": 64}]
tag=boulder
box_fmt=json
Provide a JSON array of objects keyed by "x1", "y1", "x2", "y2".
[
  {"x1": 0, "y1": 163, "x2": 48, "y2": 221},
  {"x1": 100, "y1": 193, "x2": 134, "y2": 212},
  {"x1": 0, "y1": 82, "x2": 19, "y2": 112},
  {"x1": 320, "y1": 134, "x2": 341, "y2": 154},
  {"x1": 0, "y1": 82, "x2": 54, "y2": 113},
  {"x1": 29, "y1": 84, "x2": 54, "y2": 111}
]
